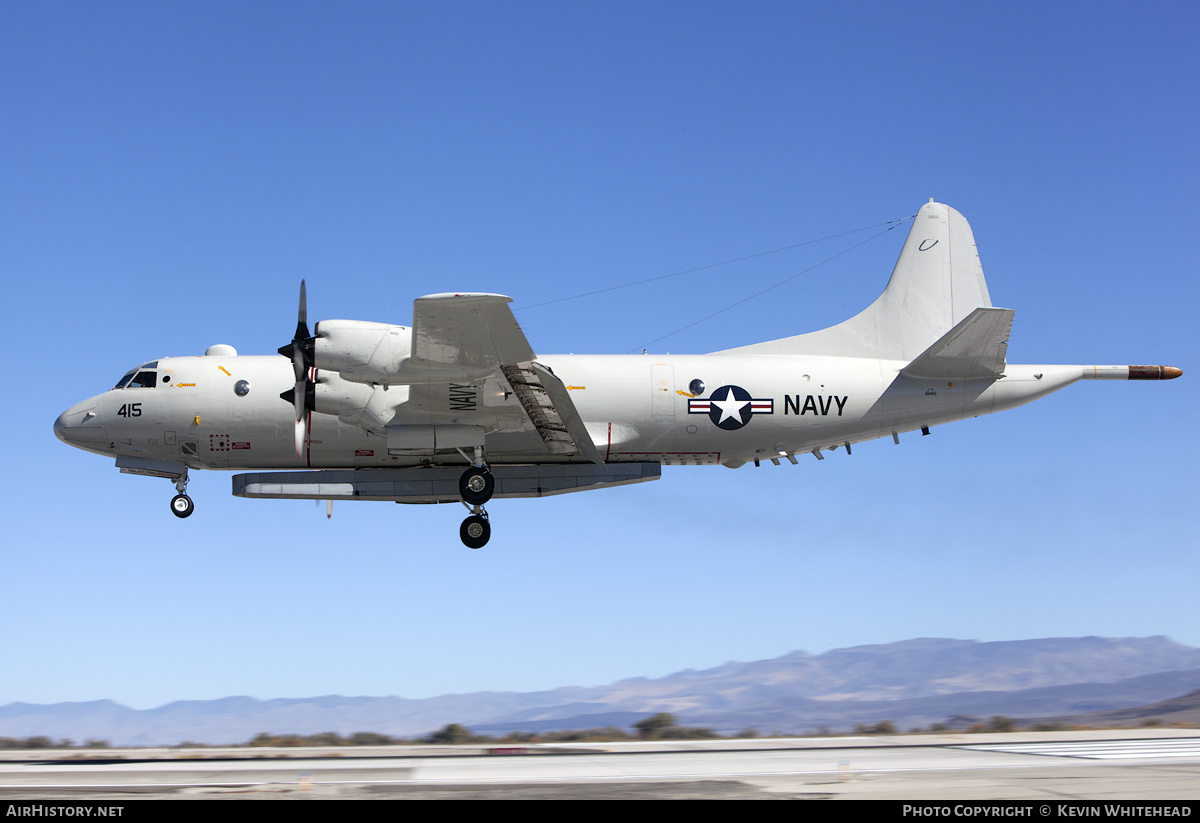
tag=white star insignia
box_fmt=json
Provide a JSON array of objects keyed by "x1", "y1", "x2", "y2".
[{"x1": 711, "y1": 387, "x2": 749, "y2": 425}]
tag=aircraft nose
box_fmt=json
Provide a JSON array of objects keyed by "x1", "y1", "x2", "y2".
[{"x1": 54, "y1": 401, "x2": 108, "y2": 447}]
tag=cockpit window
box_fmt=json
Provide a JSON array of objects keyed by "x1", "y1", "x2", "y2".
[{"x1": 113, "y1": 361, "x2": 161, "y2": 389}]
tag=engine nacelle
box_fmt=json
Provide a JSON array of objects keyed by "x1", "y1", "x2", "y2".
[
  {"x1": 312, "y1": 320, "x2": 412, "y2": 383},
  {"x1": 306, "y1": 372, "x2": 405, "y2": 435},
  {"x1": 310, "y1": 371, "x2": 376, "y2": 416}
]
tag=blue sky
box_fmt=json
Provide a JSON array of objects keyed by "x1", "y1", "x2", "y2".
[{"x1": 4, "y1": 2, "x2": 1198, "y2": 712}]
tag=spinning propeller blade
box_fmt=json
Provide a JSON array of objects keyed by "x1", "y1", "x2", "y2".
[{"x1": 279, "y1": 280, "x2": 315, "y2": 459}]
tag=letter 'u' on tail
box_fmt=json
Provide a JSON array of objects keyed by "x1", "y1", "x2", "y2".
[{"x1": 718, "y1": 200, "x2": 995, "y2": 360}]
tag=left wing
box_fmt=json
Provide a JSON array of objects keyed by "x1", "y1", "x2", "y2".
[
  {"x1": 405, "y1": 293, "x2": 535, "y2": 379},
  {"x1": 403, "y1": 293, "x2": 602, "y2": 463}
]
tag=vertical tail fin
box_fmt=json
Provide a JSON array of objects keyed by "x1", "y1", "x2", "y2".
[{"x1": 719, "y1": 201, "x2": 994, "y2": 360}]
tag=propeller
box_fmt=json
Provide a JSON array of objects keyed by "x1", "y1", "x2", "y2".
[{"x1": 278, "y1": 280, "x2": 316, "y2": 459}]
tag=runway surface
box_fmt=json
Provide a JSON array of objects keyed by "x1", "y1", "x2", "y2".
[{"x1": 1, "y1": 732, "x2": 1198, "y2": 800}]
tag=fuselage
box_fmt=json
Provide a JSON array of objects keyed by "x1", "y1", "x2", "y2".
[
  {"x1": 54, "y1": 351, "x2": 1086, "y2": 471},
  {"x1": 50, "y1": 201, "x2": 1182, "y2": 548}
]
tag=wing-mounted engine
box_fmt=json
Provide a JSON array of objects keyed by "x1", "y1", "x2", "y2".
[
  {"x1": 279, "y1": 283, "x2": 412, "y2": 452},
  {"x1": 279, "y1": 283, "x2": 601, "y2": 465},
  {"x1": 311, "y1": 319, "x2": 413, "y2": 384},
  {"x1": 283, "y1": 371, "x2": 406, "y2": 436}
]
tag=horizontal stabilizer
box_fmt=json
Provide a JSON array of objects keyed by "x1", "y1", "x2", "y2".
[{"x1": 901, "y1": 307, "x2": 1014, "y2": 379}]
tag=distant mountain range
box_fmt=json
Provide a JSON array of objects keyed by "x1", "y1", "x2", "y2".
[{"x1": 3, "y1": 636, "x2": 1198, "y2": 747}]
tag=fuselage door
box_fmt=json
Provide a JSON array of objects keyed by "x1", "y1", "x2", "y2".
[{"x1": 651, "y1": 364, "x2": 675, "y2": 422}]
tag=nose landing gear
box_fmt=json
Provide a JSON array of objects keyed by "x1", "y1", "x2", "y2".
[
  {"x1": 170, "y1": 494, "x2": 194, "y2": 518},
  {"x1": 170, "y1": 470, "x2": 194, "y2": 518}
]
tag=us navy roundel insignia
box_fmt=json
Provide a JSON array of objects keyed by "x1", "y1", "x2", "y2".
[{"x1": 687, "y1": 385, "x2": 773, "y2": 430}]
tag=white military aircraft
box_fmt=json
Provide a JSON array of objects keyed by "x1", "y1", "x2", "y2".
[{"x1": 54, "y1": 200, "x2": 1180, "y2": 547}]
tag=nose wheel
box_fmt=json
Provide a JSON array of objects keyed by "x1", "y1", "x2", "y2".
[
  {"x1": 171, "y1": 494, "x2": 195, "y2": 518},
  {"x1": 169, "y1": 470, "x2": 194, "y2": 518}
]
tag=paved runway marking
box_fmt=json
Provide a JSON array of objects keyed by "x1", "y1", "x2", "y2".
[{"x1": 956, "y1": 738, "x2": 1200, "y2": 760}]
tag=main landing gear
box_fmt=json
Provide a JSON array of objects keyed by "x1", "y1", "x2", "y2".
[
  {"x1": 459, "y1": 466, "x2": 495, "y2": 505},
  {"x1": 458, "y1": 449, "x2": 494, "y2": 549},
  {"x1": 170, "y1": 470, "x2": 194, "y2": 519},
  {"x1": 460, "y1": 511, "x2": 490, "y2": 549}
]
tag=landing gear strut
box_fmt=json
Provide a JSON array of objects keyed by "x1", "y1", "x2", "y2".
[
  {"x1": 170, "y1": 470, "x2": 194, "y2": 518},
  {"x1": 458, "y1": 448, "x2": 493, "y2": 547}
]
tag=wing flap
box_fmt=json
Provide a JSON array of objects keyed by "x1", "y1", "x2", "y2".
[{"x1": 501, "y1": 362, "x2": 604, "y2": 464}]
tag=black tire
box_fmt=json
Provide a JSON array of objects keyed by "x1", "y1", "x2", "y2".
[
  {"x1": 170, "y1": 494, "x2": 194, "y2": 518},
  {"x1": 460, "y1": 515, "x2": 490, "y2": 549},
  {"x1": 459, "y1": 467, "x2": 495, "y2": 505}
]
